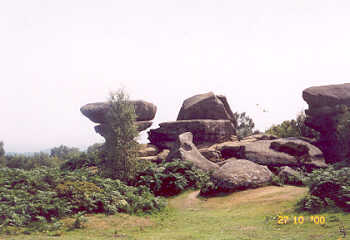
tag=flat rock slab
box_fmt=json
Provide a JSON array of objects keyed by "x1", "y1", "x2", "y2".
[
  {"x1": 212, "y1": 159, "x2": 273, "y2": 191},
  {"x1": 80, "y1": 100, "x2": 157, "y2": 123}
]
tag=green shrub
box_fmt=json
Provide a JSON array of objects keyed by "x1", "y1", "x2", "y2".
[
  {"x1": 297, "y1": 166, "x2": 350, "y2": 212},
  {"x1": 0, "y1": 167, "x2": 165, "y2": 230},
  {"x1": 266, "y1": 111, "x2": 319, "y2": 139},
  {"x1": 60, "y1": 152, "x2": 98, "y2": 171},
  {"x1": 133, "y1": 159, "x2": 210, "y2": 197},
  {"x1": 4, "y1": 153, "x2": 64, "y2": 170}
]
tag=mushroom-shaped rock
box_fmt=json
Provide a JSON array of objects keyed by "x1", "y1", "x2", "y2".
[
  {"x1": 166, "y1": 132, "x2": 219, "y2": 173},
  {"x1": 212, "y1": 159, "x2": 273, "y2": 192},
  {"x1": 303, "y1": 83, "x2": 350, "y2": 163},
  {"x1": 80, "y1": 100, "x2": 157, "y2": 123}
]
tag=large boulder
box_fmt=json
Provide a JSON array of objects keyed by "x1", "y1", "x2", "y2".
[
  {"x1": 148, "y1": 120, "x2": 235, "y2": 149},
  {"x1": 177, "y1": 92, "x2": 237, "y2": 128},
  {"x1": 166, "y1": 132, "x2": 219, "y2": 172},
  {"x1": 212, "y1": 159, "x2": 273, "y2": 192},
  {"x1": 303, "y1": 83, "x2": 350, "y2": 163},
  {"x1": 80, "y1": 100, "x2": 157, "y2": 123}
]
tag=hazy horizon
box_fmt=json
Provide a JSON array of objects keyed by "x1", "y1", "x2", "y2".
[{"x1": 1, "y1": 0, "x2": 349, "y2": 153}]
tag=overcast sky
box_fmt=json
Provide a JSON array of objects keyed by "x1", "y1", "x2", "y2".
[{"x1": 1, "y1": 0, "x2": 349, "y2": 152}]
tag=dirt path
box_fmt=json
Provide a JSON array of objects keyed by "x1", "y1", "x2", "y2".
[{"x1": 169, "y1": 186, "x2": 308, "y2": 209}]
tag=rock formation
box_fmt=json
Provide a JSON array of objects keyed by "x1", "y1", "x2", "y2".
[
  {"x1": 148, "y1": 120, "x2": 236, "y2": 149},
  {"x1": 148, "y1": 92, "x2": 236, "y2": 149},
  {"x1": 303, "y1": 83, "x2": 350, "y2": 163},
  {"x1": 202, "y1": 135, "x2": 327, "y2": 170},
  {"x1": 81, "y1": 100, "x2": 157, "y2": 138}
]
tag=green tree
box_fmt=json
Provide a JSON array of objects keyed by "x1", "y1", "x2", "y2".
[
  {"x1": 50, "y1": 145, "x2": 80, "y2": 160},
  {"x1": 233, "y1": 112, "x2": 255, "y2": 139},
  {"x1": 100, "y1": 89, "x2": 139, "y2": 181},
  {"x1": 265, "y1": 111, "x2": 319, "y2": 139}
]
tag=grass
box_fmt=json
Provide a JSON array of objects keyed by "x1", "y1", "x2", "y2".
[{"x1": 1, "y1": 186, "x2": 349, "y2": 240}]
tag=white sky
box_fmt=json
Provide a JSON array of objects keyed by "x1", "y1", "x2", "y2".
[{"x1": 1, "y1": 0, "x2": 349, "y2": 152}]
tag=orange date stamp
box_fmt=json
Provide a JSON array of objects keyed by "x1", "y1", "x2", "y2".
[{"x1": 277, "y1": 215, "x2": 326, "y2": 225}]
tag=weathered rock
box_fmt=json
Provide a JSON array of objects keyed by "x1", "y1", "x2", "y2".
[
  {"x1": 243, "y1": 134, "x2": 278, "y2": 141},
  {"x1": 157, "y1": 149, "x2": 170, "y2": 162},
  {"x1": 148, "y1": 120, "x2": 235, "y2": 149},
  {"x1": 80, "y1": 100, "x2": 157, "y2": 123},
  {"x1": 244, "y1": 138, "x2": 327, "y2": 169},
  {"x1": 220, "y1": 145, "x2": 246, "y2": 159},
  {"x1": 303, "y1": 83, "x2": 350, "y2": 108},
  {"x1": 303, "y1": 83, "x2": 350, "y2": 163},
  {"x1": 199, "y1": 148, "x2": 222, "y2": 162},
  {"x1": 278, "y1": 166, "x2": 304, "y2": 186},
  {"x1": 136, "y1": 149, "x2": 170, "y2": 164},
  {"x1": 137, "y1": 155, "x2": 159, "y2": 163},
  {"x1": 212, "y1": 159, "x2": 273, "y2": 191},
  {"x1": 177, "y1": 92, "x2": 237, "y2": 128},
  {"x1": 269, "y1": 141, "x2": 309, "y2": 157},
  {"x1": 217, "y1": 158, "x2": 238, "y2": 167},
  {"x1": 166, "y1": 132, "x2": 219, "y2": 172},
  {"x1": 137, "y1": 144, "x2": 159, "y2": 157}
]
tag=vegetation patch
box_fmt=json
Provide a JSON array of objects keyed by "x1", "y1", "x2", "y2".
[{"x1": 0, "y1": 167, "x2": 165, "y2": 232}]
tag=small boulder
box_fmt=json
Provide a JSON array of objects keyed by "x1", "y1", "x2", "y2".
[{"x1": 278, "y1": 166, "x2": 304, "y2": 186}]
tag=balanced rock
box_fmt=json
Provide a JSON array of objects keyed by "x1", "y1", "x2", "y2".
[
  {"x1": 212, "y1": 159, "x2": 273, "y2": 192},
  {"x1": 303, "y1": 83, "x2": 350, "y2": 163},
  {"x1": 80, "y1": 100, "x2": 157, "y2": 123},
  {"x1": 166, "y1": 132, "x2": 219, "y2": 172},
  {"x1": 148, "y1": 120, "x2": 235, "y2": 149},
  {"x1": 177, "y1": 92, "x2": 237, "y2": 127}
]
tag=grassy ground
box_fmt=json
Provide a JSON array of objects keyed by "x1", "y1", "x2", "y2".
[{"x1": 1, "y1": 186, "x2": 349, "y2": 240}]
